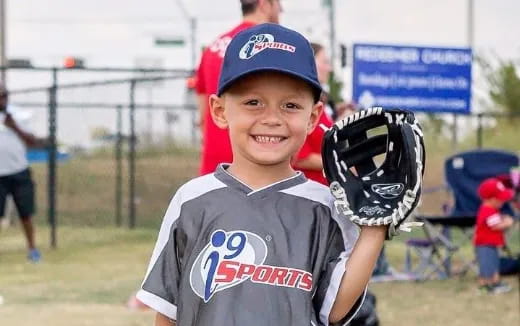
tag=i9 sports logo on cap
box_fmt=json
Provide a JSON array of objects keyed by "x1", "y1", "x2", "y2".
[
  {"x1": 189, "y1": 229, "x2": 313, "y2": 302},
  {"x1": 217, "y1": 23, "x2": 322, "y2": 98},
  {"x1": 239, "y1": 33, "x2": 296, "y2": 59}
]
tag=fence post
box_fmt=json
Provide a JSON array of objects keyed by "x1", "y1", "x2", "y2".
[
  {"x1": 191, "y1": 108, "x2": 197, "y2": 146},
  {"x1": 476, "y1": 113, "x2": 483, "y2": 148},
  {"x1": 128, "y1": 80, "x2": 136, "y2": 229},
  {"x1": 452, "y1": 113, "x2": 458, "y2": 151},
  {"x1": 48, "y1": 67, "x2": 58, "y2": 248},
  {"x1": 115, "y1": 104, "x2": 123, "y2": 227}
]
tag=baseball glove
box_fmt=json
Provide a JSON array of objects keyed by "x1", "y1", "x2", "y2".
[{"x1": 322, "y1": 107, "x2": 425, "y2": 239}]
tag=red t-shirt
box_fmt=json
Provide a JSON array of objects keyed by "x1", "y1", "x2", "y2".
[
  {"x1": 473, "y1": 204, "x2": 505, "y2": 247},
  {"x1": 195, "y1": 21, "x2": 256, "y2": 175},
  {"x1": 294, "y1": 111, "x2": 333, "y2": 185}
]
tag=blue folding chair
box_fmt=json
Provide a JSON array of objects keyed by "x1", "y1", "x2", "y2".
[{"x1": 405, "y1": 149, "x2": 519, "y2": 280}]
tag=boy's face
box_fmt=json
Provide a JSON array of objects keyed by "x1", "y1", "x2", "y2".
[
  {"x1": 210, "y1": 71, "x2": 322, "y2": 169},
  {"x1": 486, "y1": 198, "x2": 505, "y2": 209}
]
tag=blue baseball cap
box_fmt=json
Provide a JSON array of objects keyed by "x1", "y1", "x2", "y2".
[{"x1": 217, "y1": 23, "x2": 322, "y2": 102}]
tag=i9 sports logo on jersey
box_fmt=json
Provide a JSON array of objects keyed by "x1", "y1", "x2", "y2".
[
  {"x1": 239, "y1": 33, "x2": 296, "y2": 60},
  {"x1": 190, "y1": 229, "x2": 313, "y2": 302}
]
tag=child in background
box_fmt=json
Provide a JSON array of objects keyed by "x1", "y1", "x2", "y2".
[{"x1": 474, "y1": 178, "x2": 515, "y2": 294}]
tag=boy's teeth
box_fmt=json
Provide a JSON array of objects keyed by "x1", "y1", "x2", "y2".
[{"x1": 255, "y1": 136, "x2": 282, "y2": 143}]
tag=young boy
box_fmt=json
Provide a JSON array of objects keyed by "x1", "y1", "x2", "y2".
[
  {"x1": 137, "y1": 23, "x2": 386, "y2": 326},
  {"x1": 474, "y1": 178, "x2": 515, "y2": 294}
]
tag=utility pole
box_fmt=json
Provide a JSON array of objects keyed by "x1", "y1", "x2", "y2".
[
  {"x1": 467, "y1": 0, "x2": 474, "y2": 48},
  {"x1": 454, "y1": 0, "x2": 474, "y2": 149},
  {"x1": 175, "y1": 0, "x2": 197, "y2": 69},
  {"x1": 327, "y1": 0, "x2": 336, "y2": 68},
  {"x1": 0, "y1": 0, "x2": 6, "y2": 83},
  {"x1": 190, "y1": 17, "x2": 197, "y2": 69}
]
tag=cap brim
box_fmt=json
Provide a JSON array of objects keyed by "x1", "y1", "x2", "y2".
[
  {"x1": 496, "y1": 189, "x2": 514, "y2": 201},
  {"x1": 218, "y1": 67, "x2": 322, "y2": 102}
]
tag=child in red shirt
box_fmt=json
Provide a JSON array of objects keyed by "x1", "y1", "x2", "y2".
[{"x1": 474, "y1": 178, "x2": 515, "y2": 294}]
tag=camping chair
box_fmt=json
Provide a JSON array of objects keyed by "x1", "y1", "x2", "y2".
[{"x1": 405, "y1": 149, "x2": 519, "y2": 280}]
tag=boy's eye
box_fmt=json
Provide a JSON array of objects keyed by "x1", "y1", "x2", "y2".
[
  {"x1": 283, "y1": 102, "x2": 301, "y2": 110},
  {"x1": 244, "y1": 99, "x2": 261, "y2": 106}
]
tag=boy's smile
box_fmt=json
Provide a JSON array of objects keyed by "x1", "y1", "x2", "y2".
[
  {"x1": 210, "y1": 71, "x2": 323, "y2": 185},
  {"x1": 252, "y1": 135, "x2": 286, "y2": 143},
  {"x1": 251, "y1": 134, "x2": 287, "y2": 148}
]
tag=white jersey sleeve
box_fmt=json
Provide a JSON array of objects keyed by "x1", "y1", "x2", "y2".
[
  {"x1": 312, "y1": 211, "x2": 366, "y2": 326},
  {"x1": 137, "y1": 191, "x2": 183, "y2": 320},
  {"x1": 137, "y1": 174, "x2": 227, "y2": 320}
]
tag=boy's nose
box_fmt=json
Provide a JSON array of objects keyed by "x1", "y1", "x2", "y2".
[{"x1": 260, "y1": 105, "x2": 283, "y2": 126}]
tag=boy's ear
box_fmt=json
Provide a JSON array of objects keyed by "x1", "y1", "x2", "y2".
[
  {"x1": 209, "y1": 94, "x2": 229, "y2": 129},
  {"x1": 307, "y1": 101, "x2": 324, "y2": 135}
]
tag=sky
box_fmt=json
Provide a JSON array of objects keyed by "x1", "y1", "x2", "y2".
[
  {"x1": 7, "y1": 0, "x2": 519, "y2": 68},
  {"x1": 4, "y1": 0, "x2": 520, "y2": 146}
]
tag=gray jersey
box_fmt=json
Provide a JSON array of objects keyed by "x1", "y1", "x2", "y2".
[{"x1": 138, "y1": 164, "x2": 365, "y2": 326}]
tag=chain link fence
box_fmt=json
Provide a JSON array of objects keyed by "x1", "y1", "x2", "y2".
[
  {"x1": 3, "y1": 66, "x2": 518, "y2": 246},
  {"x1": 3, "y1": 67, "x2": 200, "y2": 247}
]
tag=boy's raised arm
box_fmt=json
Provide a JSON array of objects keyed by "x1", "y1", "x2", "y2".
[
  {"x1": 320, "y1": 107, "x2": 425, "y2": 323},
  {"x1": 329, "y1": 226, "x2": 386, "y2": 323}
]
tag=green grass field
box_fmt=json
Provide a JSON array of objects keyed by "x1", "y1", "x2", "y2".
[
  {"x1": 0, "y1": 227, "x2": 156, "y2": 326},
  {"x1": 1, "y1": 225, "x2": 518, "y2": 326},
  {"x1": 1, "y1": 136, "x2": 519, "y2": 325}
]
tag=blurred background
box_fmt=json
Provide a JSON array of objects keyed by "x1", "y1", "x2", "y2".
[{"x1": 0, "y1": 1, "x2": 518, "y2": 325}]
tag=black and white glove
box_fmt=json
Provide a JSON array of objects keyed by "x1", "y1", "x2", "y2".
[{"x1": 322, "y1": 107, "x2": 425, "y2": 239}]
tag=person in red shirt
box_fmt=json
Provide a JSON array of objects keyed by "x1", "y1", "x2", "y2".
[
  {"x1": 195, "y1": 0, "x2": 282, "y2": 175},
  {"x1": 292, "y1": 43, "x2": 333, "y2": 185},
  {"x1": 473, "y1": 178, "x2": 515, "y2": 294},
  {"x1": 293, "y1": 43, "x2": 358, "y2": 185}
]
